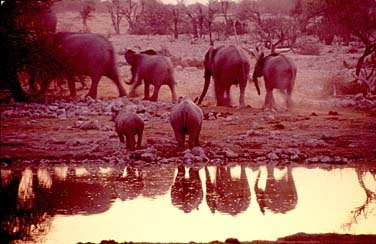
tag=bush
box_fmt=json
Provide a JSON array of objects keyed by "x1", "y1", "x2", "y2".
[{"x1": 296, "y1": 41, "x2": 321, "y2": 55}]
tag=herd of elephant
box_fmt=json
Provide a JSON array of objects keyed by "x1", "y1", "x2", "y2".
[
  {"x1": 37, "y1": 32, "x2": 295, "y2": 150},
  {"x1": 32, "y1": 31, "x2": 297, "y2": 150}
]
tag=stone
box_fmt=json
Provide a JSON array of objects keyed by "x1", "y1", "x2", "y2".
[
  {"x1": 224, "y1": 148, "x2": 239, "y2": 158},
  {"x1": 56, "y1": 109, "x2": 67, "y2": 120}
]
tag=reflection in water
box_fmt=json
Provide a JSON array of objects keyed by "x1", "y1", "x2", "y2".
[
  {"x1": 205, "y1": 165, "x2": 251, "y2": 215},
  {"x1": 171, "y1": 165, "x2": 203, "y2": 213},
  {"x1": 254, "y1": 165, "x2": 297, "y2": 214},
  {"x1": 342, "y1": 168, "x2": 376, "y2": 231},
  {"x1": 0, "y1": 164, "x2": 375, "y2": 243},
  {"x1": 18, "y1": 168, "x2": 35, "y2": 210},
  {"x1": 117, "y1": 166, "x2": 144, "y2": 201}
]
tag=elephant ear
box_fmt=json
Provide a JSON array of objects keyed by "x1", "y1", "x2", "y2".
[
  {"x1": 141, "y1": 49, "x2": 158, "y2": 55},
  {"x1": 124, "y1": 49, "x2": 136, "y2": 65}
]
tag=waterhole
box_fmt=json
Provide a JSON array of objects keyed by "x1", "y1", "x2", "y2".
[{"x1": 1, "y1": 163, "x2": 375, "y2": 243}]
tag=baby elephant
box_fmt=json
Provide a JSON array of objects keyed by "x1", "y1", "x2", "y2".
[
  {"x1": 111, "y1": 107, "x2": 144, "y2": 150},
  {"x1": 170, "y1": 97, "x2": 203, "y2": 148}
]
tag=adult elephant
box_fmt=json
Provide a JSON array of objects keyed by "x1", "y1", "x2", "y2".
[
  {"x1": 38, "y1": 32, "x2": 127, "y2": 98},
  {"x1": 197, "y1": 45, "x2": 261, "y2": 107},
  {"x1": 252, "y1": 52, "x2": 297, "y2": 111},
  {"x1": 124, "y1": 49, "x2": 177, "y2": 102}
]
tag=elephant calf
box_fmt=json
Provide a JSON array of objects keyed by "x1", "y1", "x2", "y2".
[
  {"x1": 124, "y1": 49, "x2": 177, "y2": 102},
  {"x1": 111, "y1": 107, "x2": 144, "y2": 150},
  {"x1": 170, "y1": 97, "x2": 203, "y2": 148}
]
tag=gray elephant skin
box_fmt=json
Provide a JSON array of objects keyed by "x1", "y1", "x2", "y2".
[
  {"x1": 42, "y1": 32, "x2": 127, "y2": 98},
  {"x1": 124, "y1": 49, "x2": 177, "y2": 102},
  {"x1": 252, "y1": 52, "x2": 297, "y2": 111},
  {"x1": 197, "y1": 45, "x2": 261, "y2": 107},
  {"x1": 170, "y1": 97, "x2": 203, "y2": 149},
  {"x1": 111, "y1": 107, "x2": 144, "y2": 150}
]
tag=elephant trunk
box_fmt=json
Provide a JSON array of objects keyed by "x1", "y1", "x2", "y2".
[
  {"x1": 126, "y1": 67, "x2": 136, "y2": 85},
  {"x1": 253, "y1": 77, "x2": 261, "y2": 95},
  {"x1": 197, "y1": 74, "x2": 211, "y2": 105}
]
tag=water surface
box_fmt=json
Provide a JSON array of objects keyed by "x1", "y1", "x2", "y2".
[{"x1": 1, "y1": 163, "x2": 375, "y2": 244}]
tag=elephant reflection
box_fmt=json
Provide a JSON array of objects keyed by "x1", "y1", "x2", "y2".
[
  {"x1": 115, "y1": 166, "x2": 144, "y2": 201},
  {"x1": 254, "y1": 165, "x2": 298, "y2": 214},
  {"x1": 171, "y1": 165, "x2": 203, "y2": 213},
  {"x1": 205, "y1": 166, "x2": 251, "y2": 215},
  {"x1": 0, "y1": 166, "x2": 113, "y2": 242}
]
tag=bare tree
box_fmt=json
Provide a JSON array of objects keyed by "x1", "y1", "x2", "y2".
[
  {"x1": 123, "y1": 0, "x2": 144, "y2": 34},
  {"x1": 206, "y1": 1, "x2": 219, "y2": 45},
  {"x1": 80, "y1": 0, "x2": 96, "y2": 32},
  {"x1": 106, "y1": 0, "x2": 124, "y2": 34},
  {"x1": 171, "y1": 1, "x2": 186, "y2": 39}
]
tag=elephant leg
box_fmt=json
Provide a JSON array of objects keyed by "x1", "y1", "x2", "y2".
[
  {"x1": 68, "y1": 77, "x2": 77, "y2": 97},
  {"x1": 117, "y1": 133, "x2": 125, "y2": 143},
  {"x1": 86, "y1": 74, "x2": 101, "y2": 98},
  {"x1": 150, "y1": 83, "x2": 161, "y2": 101},
  {"x1": 125, "y1": 134, "x2": 135, "y2": 150},
  {"x1": 110, "y1": 75, "x2": 127, "y2": 97},
  {"x1": 188, "y1": 132, "x2": 195, "y2": 149},
  {"x1": 215, "y1": 83, "x2": 225, "y2": 106},
  {"x1": 264, "y1": 90, "x2": 273, "y2": 111},
  {"x1": 168, "y1": 83, "x2": 177, "y2": 103},
  {"x1": 174, "y1": 129, "x2": 185, "y2": 148},
  {"x1": 137, "y1": 132, "x2": 143, "y2": 149},
  {"x1": 286, "y1": 89, "x2": 293, "y2": 111},
  {"x1": 129, "y1": 77, "x2": 143, "y2": 97},
  {"x1": 193, "y1": 128, "x2": 201, "y2": 148},
  {"x1": 239, "y1": 82, "x2": 246, "y2": 108},
  {"x1": 143, "y1": 82, "x2": 150, "y2": 100},
  {"x1": 224, "y1": 86, "x2": 232, "y2": 107}
]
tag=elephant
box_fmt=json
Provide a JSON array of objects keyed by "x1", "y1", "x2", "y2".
[
  {"x1": 111, "y1": 107, "x2": 144, "y2": 150},
  {"x1": 252, "y1": 52, "x2": 297, "y2": 111},
  {"x1": 170, "y1": 165, "x2": 203, "y2": 213},
  {"x1": 35, "y1": 32, "x2": 127, "y2": 98},
  {"x1": 170, "y1": 96, "x2": 203, "y2": 149},
  {"x1": 197, "y1": 45, "x2": 261, "y2": 107},
  {"x1": 205, "y1": 166, "x2": 251, "y2": 215},
  {"x1": 124, "y1": 49, "x2": 177, "y2": 102},
  {"x1": 254, "y1": 165, "x2": 298, "y2": 214}
]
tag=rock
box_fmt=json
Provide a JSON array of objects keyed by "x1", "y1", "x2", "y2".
[
  {"x1": 140, "y1": 152, "x2": 156, "y2": 162},
  {"x1": 328, "y1": 111, "x2": 339, "y2": 116},
  {"x1": 304, "y1": 139, "x2": 327, "y2": 147},
  {"x1": 267, "y1": 152, "x2": 279, "y2": 160},
  {"x1": 223, "y1": 148, "x2": 239, "y2": 158},
  {"x1": 75, "y1": 119, "x2": 100, "y2": 130},
  {"x1": 191, "y1": 146, "x2": 209, "y2": 162},
  {"x1": 56, "y1": 109, "x2": 67, "y2": 120}
]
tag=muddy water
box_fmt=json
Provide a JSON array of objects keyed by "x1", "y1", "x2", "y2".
[{"x1": 1, "y1": 163, "x2": 375, "y2": 244}]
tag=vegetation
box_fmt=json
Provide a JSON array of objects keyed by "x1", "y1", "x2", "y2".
[{"x1": 1, "y1": 0, "x2": 375, "y2": 102}]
